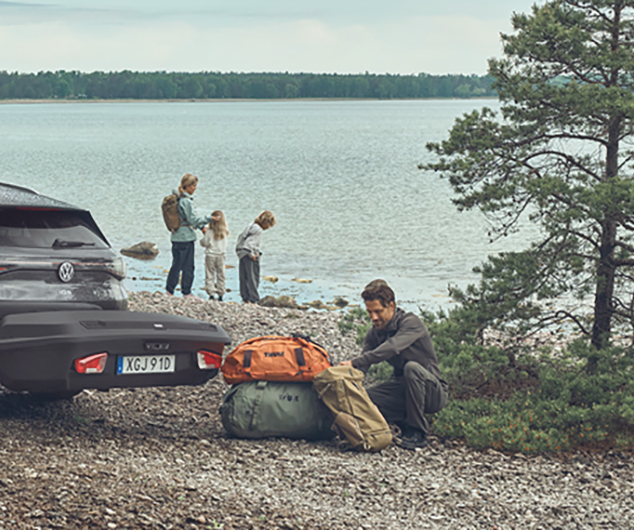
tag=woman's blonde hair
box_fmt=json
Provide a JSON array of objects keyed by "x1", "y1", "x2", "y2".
[
  {"x1": 178, "y1": 173, "x2": 198, "y2": 196},
  {"x1": 255, "y1": 210, "x2": 276, "y2": 229},
  {"x1": 210, "y1": 210, "x2": 229, "y2": 240}
]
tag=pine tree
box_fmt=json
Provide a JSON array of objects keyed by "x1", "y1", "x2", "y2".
[{"x1": 424, "y1": 1, "x2": 634, "y2": 353}]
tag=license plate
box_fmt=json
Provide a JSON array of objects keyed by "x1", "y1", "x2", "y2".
[{"x1": 117, "y1": 355, "x2": 175, "y2": 375}]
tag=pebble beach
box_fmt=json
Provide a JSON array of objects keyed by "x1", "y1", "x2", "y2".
[{"x1": 0, "y1": 291, "x2": 633, "y2": 529}]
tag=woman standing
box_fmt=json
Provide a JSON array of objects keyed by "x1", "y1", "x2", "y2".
[
  {"x1": 165, "y1": 173, "x2": 213, "y2": 299},
  {"x1": 235, "y1": 210, "x2": 276, "y2": 303}
]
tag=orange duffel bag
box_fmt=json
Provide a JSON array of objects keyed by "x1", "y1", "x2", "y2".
[{"x1": 221, "y1": 335, "x2": 331, "y2": 385}]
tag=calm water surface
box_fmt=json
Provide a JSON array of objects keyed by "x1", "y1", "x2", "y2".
[{"x1": 0, "y1": 99, "x2": 529, "y2": 310}]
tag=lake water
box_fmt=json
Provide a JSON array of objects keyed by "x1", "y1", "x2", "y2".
[{"x1": 0, "y1": 99, "x2": 529, "y2": 311}]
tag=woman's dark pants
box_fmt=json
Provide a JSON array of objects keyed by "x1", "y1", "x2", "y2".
[{"x1": 166, "y1": 241, "x2": 195, "y2": 296}]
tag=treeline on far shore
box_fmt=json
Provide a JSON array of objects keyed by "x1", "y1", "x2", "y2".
[{"x1": 0, "y1": 70, "x2": 496, "y2": 100}]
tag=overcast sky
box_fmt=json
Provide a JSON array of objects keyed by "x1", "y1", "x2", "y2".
[{"x1": 0, "y1": 0, "x2": 541, "y2": 75}]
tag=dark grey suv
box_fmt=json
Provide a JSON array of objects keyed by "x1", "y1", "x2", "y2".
[
  {"x1": 0, "y1": 183, "x2": 230, "y2": 396},
  {"x1": 0, "y1": 182, "x2": 128, "y2": 318}
]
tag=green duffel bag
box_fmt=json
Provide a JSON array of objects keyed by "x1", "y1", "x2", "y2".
[{"x1": 220, "y1": 380, "x2": 335, "y2": 440}]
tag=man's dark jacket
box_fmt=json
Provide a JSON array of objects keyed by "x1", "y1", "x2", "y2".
[{"x1": 351, "y1": 307, "x2": 447, "y2": 387}]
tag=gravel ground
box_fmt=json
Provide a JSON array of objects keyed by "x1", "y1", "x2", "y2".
[{"x1": 1, "y1": 291, "x2": 634, "y2": 530}]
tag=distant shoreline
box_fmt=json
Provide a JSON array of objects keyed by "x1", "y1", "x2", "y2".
[{"x1": 0, "y1": 97, "x2": 498, "y2": 105}]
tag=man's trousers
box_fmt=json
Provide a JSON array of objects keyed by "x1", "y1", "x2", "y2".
[{"x1": 367, "y1": 361, "x2": 448, "y2": 435}]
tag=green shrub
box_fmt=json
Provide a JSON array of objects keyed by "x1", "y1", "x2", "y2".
[
  {"x1": 430, "y1": 330, "x2": 634, "y2": 453},
  {"x1": 338, "y1": 307, "x2": 371, "y2": 346},
  {"x1": 367, "y1": 361, "x2": 394, "y2": 382},
  {"x1": 337, "y1": 301, "x2": 634, "y2": 453}
]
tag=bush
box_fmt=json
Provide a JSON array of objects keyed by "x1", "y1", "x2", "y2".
[
  {"x1": 367, "y1": 361, "x2": 394, "y2": 382},
  {"x1": 338, "y1": 307, "x2": 371, "y2": 346},
  {"x1": 429, "y1": 309, "x2": 634, "y2": 453}
]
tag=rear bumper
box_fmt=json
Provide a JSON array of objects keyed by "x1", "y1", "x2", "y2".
[
  {"x1": 0, "y1": 310, "x2": 231, "y2": 393},
  {"x1": 0, "y1": 349, "x2": 219, "y2": 393}
]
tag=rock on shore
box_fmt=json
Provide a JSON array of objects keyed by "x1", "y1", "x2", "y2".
[
  {"x1": 0, "y1": 291, "x2": 633, "y2": 530},
  {"x1": 120, "y1": 241, "x2": 159, "y2": 260}
]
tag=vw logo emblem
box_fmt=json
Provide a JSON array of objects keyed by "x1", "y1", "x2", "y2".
[{"x1": 58, "y1": 262, "x2": 75, "y2": 283}]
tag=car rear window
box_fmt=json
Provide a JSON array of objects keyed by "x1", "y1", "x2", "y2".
[{"x1": 0, "y1": 208, "x2": 108, "y2": 249}]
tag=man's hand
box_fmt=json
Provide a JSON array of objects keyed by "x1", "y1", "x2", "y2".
[{"x1": 339, "y1": 360, "x2": 352, "y2": 366}]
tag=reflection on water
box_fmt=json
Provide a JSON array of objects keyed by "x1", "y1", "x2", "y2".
[{"x1": 0, "y1": 99, "x2": 533, "y2": 311}]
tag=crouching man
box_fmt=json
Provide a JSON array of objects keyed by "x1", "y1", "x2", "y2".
[{"x1": 340, "y1": 280, "x2": 448, "y2": 449}]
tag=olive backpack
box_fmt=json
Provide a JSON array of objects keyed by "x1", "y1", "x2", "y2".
[
  {"x1": 312, "y1": 365, "x2": 393, "y2": 452},
  {"x1": 161, "y1": 192, "x2": 181, "y2": 232}
]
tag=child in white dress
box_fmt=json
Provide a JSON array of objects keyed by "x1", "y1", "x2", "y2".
[{"x1": 200, "y1": 210, "x2": 229, "y2": 301}]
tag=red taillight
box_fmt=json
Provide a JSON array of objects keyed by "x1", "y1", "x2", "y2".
[
  {"x1": 197, "y1": 350, "x2": 223, "y2": 370},
  {"x1": 75, "y1": 353, "x2": 108, "y2": 374}
]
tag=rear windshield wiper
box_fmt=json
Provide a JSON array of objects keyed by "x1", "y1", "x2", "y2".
[{"x1": 52, "y1": 239, "x2": 96, "y2": 248}]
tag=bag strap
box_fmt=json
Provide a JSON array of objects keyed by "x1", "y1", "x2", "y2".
[
  {"x1": 235, "y1": 335, "x2": 327, "y2": 350},
  {"x1": 294, "y1": 347, "x2": 306, "y2": 367},
  {"x1": 291, "y1": 333, "x2": 327, "y2": 352},
  {"x1": 243, "y1": 350, "x2": 253, "y2": 368},
  {"x1": 249, "y1": 380, "x2": 268, "y2": 431},
  {"x1": 315, "y1": 381, "x2": 333, "y2": 399},
  {"x1": 175, "y1": 194, "x2": 192, "y2": 228}
]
